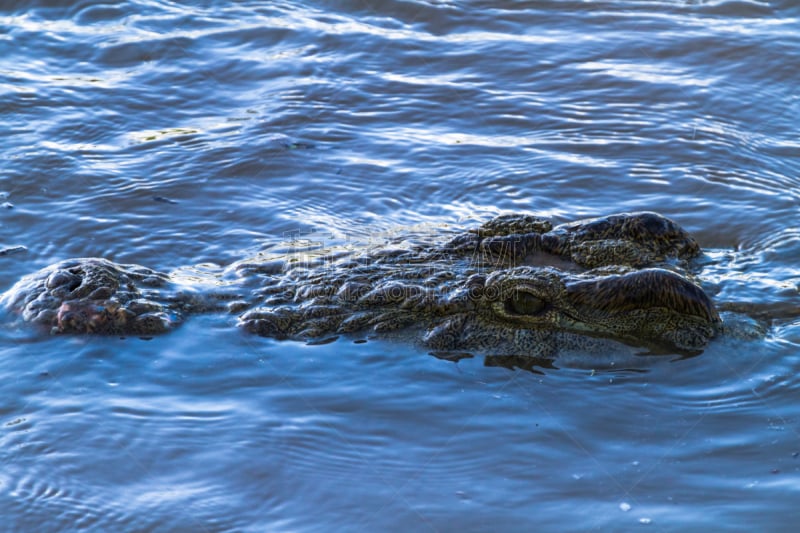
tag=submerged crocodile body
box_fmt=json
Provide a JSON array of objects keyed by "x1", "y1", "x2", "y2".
[{"x1": 0, "y1": 212, "x2": 722, "y2": 357}]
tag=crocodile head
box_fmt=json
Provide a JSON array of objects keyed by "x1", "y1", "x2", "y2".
[
  {"x1": 1, "y1": 212, "x2": 717, "y2": 359},
  {"x1": 242, "y1": 259, "x2": 720, "y2": 357},
  {"x1": 471, "y1": 266, "x2": 720, "y2": 353},
  {"x1": 426, "y1": 267, "x2": 721, "y2": 356}
]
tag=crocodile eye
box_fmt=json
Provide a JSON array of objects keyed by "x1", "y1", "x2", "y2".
[{"x1": 506, "y1": 292, "x2": 546, "y2": 315}]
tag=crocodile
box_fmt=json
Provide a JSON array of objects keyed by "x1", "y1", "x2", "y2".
[
  {"x1": 0, "y1": 258, "x2": 235, "y2": 336},
  {"x1": 445, "y1": 210, "x2": 700, "y2": 268},
  {"x1": 0, "y1": 212, "x2": 721, "y2": 357},
  {"x1": 240, "y1": 265, "x2": 719, "y2": 357}
]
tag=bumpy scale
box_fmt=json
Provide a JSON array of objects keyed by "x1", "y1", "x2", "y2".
[{"x1": 1, "y1": 212, "x2": 722, "y2": 356}]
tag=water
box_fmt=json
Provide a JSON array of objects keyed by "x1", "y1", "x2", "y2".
[{"x1": 1, "y1": 0, "x2": 799, "y2": 530}]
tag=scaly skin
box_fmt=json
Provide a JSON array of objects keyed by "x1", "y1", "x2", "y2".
[
  {"x1": 445, "y1": 211, "x2": 700, "y2": 268},
  {"x1": 240, "y1": 265, "x2": 719, "y2": 355},
  {"x1": 0, "y1": 258, "x2": 234, "y2": 335},
  {"x1": 0, "y1": 212, "x2": 720, "y2": 355}
]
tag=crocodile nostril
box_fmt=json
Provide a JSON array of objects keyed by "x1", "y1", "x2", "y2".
[{"x1": 46, "y1": 271, "x2": 81, "y2": 291}]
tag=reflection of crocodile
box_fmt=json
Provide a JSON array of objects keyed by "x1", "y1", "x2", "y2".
[{"x1": 0, "y1": 212, "x2": 721, "y2": 356}]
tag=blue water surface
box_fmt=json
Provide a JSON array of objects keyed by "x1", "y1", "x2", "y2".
[{"x1": 1, "y1": 0, "x2": 800, "y2": 531}]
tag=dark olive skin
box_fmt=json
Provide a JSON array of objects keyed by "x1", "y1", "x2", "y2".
[{"x1": 2, "y1": 212, "x2": 722, "y2": 355}]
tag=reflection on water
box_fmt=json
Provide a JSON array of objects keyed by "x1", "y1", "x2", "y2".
[{"x1": 1, "y1": 0, "x2": 799, "y2": 530}]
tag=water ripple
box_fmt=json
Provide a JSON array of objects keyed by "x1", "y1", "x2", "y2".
[{"x1": 2, "y1": 0, "x2": 800, "y2": 530}]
